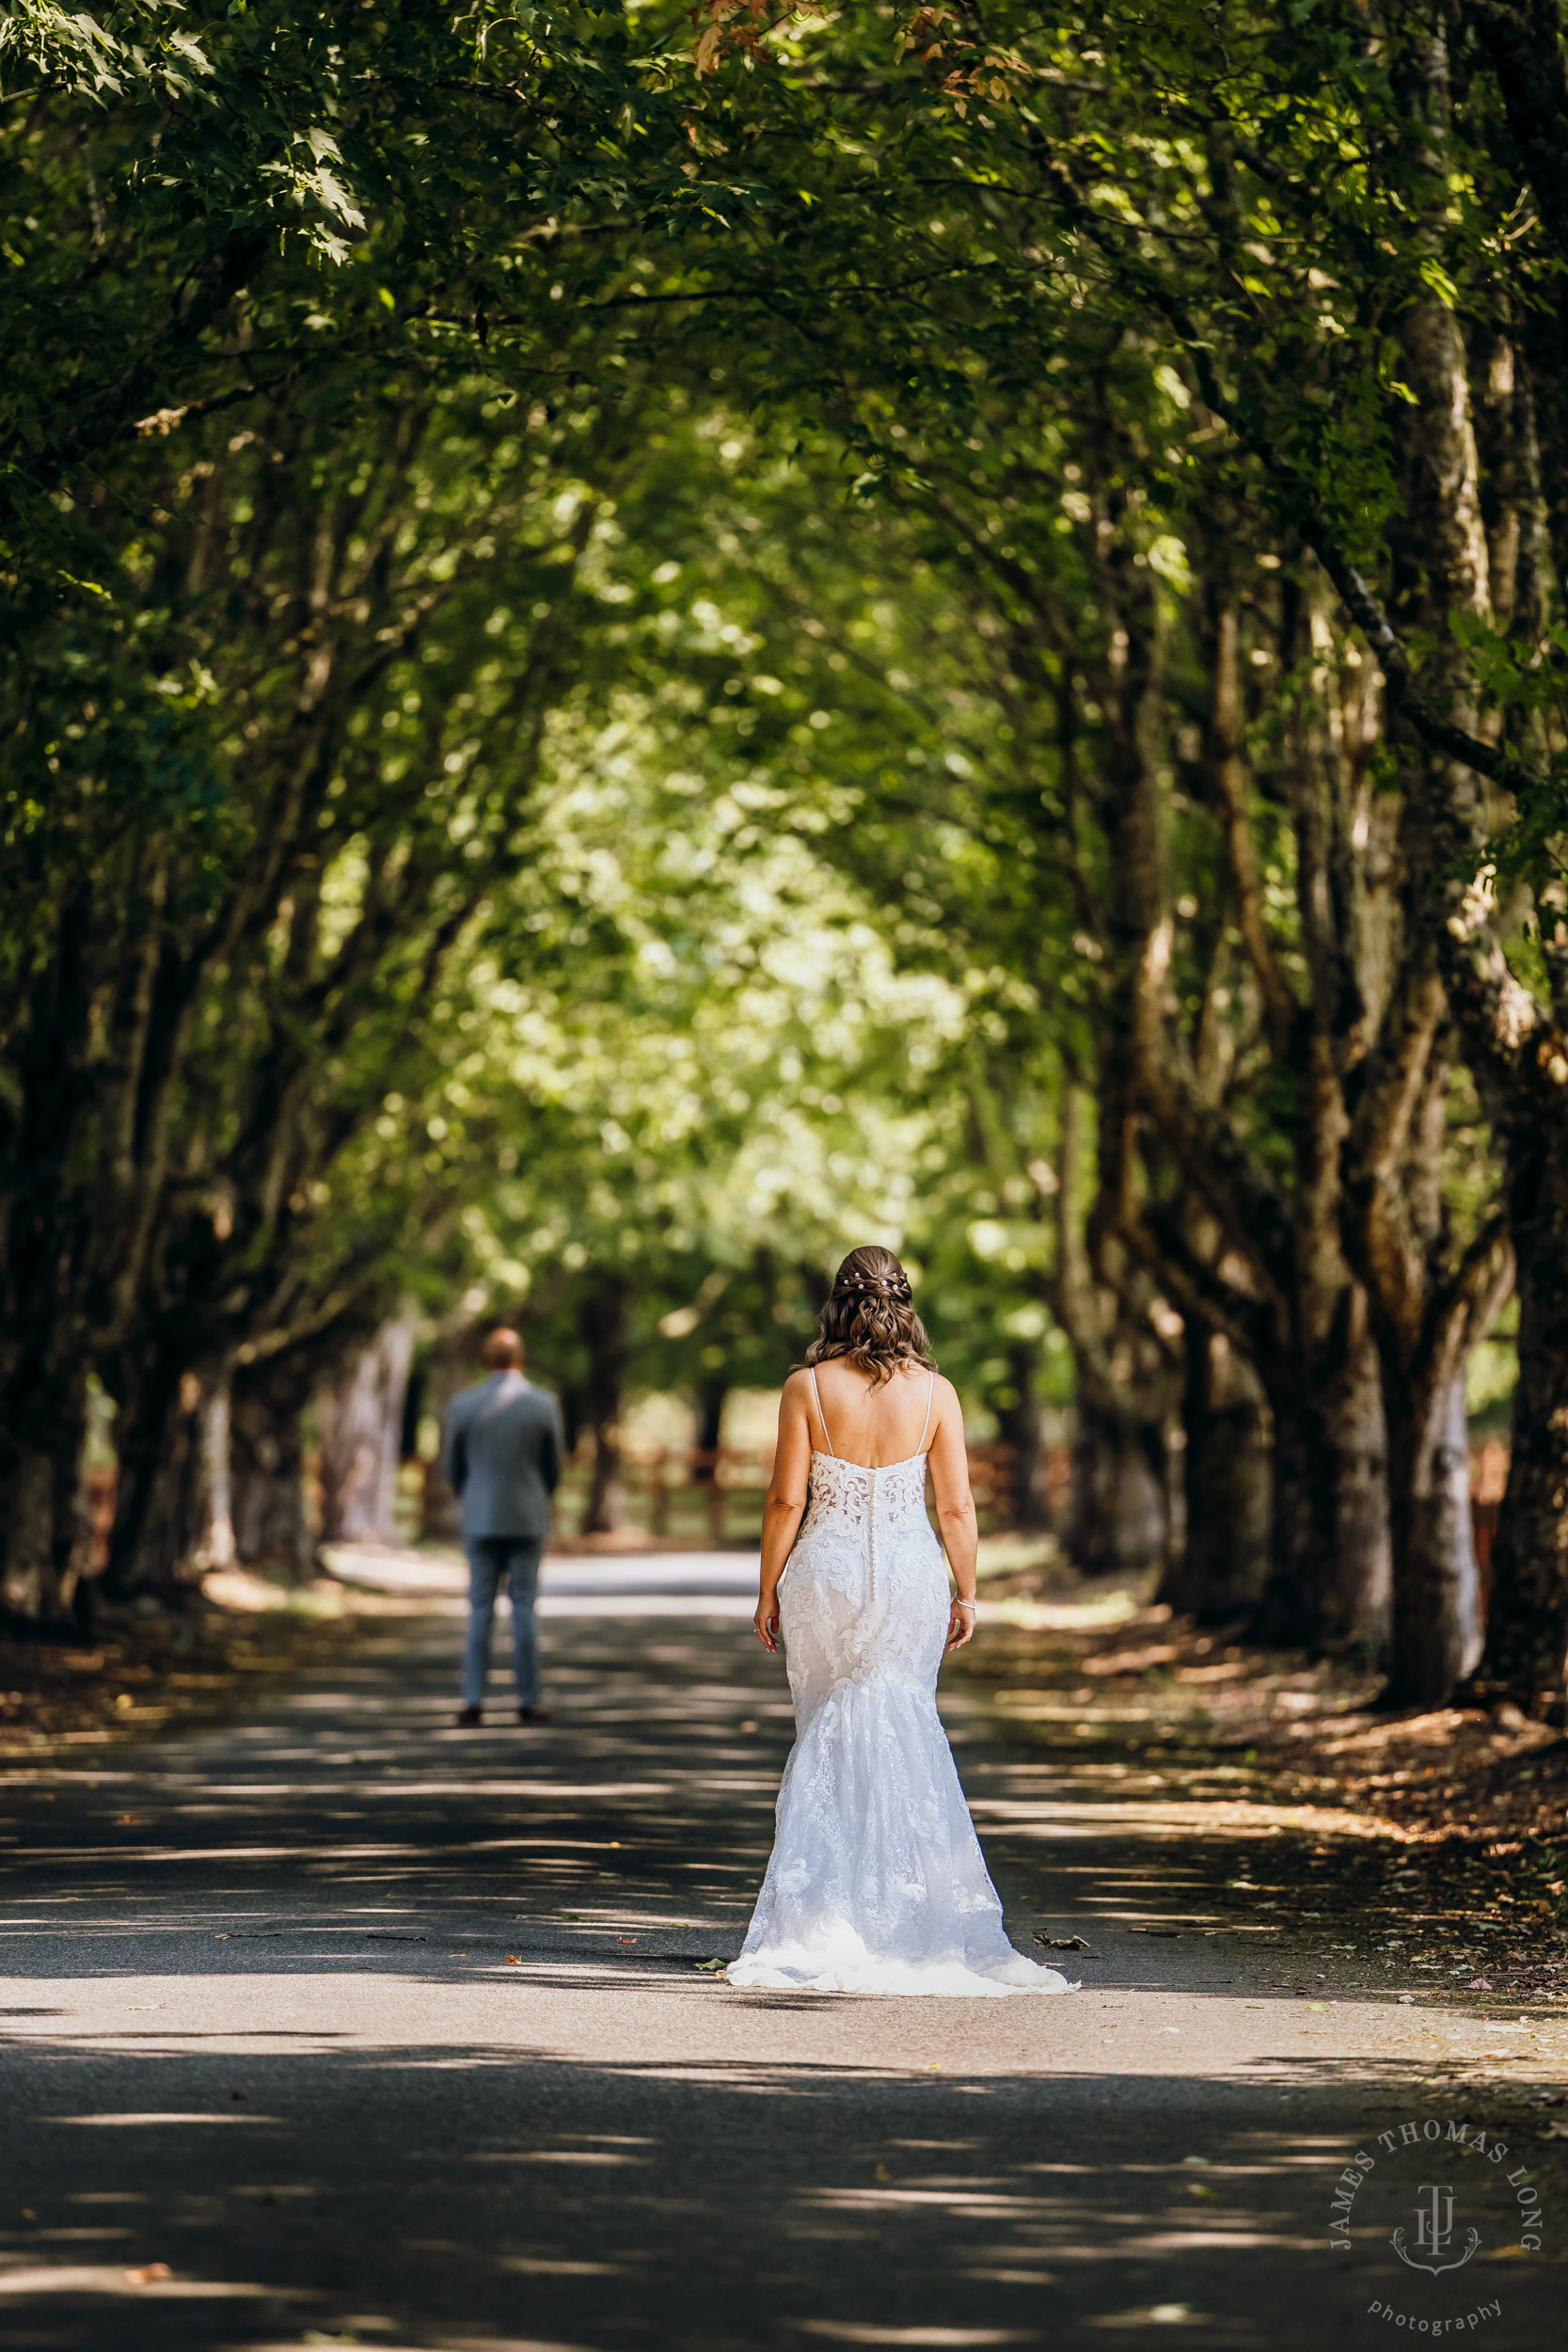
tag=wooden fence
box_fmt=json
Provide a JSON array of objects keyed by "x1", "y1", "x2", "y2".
[
  {"x1": 80, "y1": 1433, "x2": 1514, "y2": 1566},
  {"x1": 418, "y1": 1440, "x2": 1044, "y2": 1547}
]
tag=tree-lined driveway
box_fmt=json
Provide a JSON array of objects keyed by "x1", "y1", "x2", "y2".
[{"x1": 1, "y1": 1559, "x2": 1560, "y2": 2350}]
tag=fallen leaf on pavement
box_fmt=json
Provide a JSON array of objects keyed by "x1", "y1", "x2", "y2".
[
  {"x1": 504, "y1": 1955, "x2": 520, "y2": 1965},
  {"x1": 116, "y1": 1814, "x2": 141, "y2": 1825},
  {"x1": 1036, "y1": 1933, "x2": 1098, "y2": 1953},
  {"x1": 693, "y1": 1957, "x2": 726, "y2": 1972},
  {"x1": 123, "y1": 2264, "x2": 171, "y2": 2286}
]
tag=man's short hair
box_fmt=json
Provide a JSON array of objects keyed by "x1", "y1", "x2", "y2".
[{"x1": 482, "y1": 1327, "x2": 524, "y2": 1370}]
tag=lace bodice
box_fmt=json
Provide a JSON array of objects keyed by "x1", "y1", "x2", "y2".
[{"x1": 795, "y1": 1449, "x2": 936, "y2": 1602}]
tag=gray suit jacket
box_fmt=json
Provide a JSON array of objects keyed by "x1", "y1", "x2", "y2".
[{"x1": 441, "y1": 1372, "x2": 564, "y2": 1540}]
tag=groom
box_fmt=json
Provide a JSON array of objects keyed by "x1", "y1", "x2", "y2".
[{"x1": 441, "y1": 1327, "x2": 565, "y2": 1727}]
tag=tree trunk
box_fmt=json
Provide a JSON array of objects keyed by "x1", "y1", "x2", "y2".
[
  {"x1": 1383, "y1": 1366, "x2": 1482, "y2": 1705},
  {"x1": 202, "y1": 1379, "x2": 236, "y2": 1573},
  {"x1": 1371, "y1": 18, "x2": 1560, "y2": 1701},
  {"x1": 1480, "y1": 1145, "x2": 1568, "y2": 1708},
  {"x1": 0, "y1": 1358, "x2": 93, "y2": 1627},
  {"x1": 420, "y1": 1337, "x2": 479, "y2": 1543},
  {"x1": 994, "y1": 1342, "x2": 1053, "y2": 1531},
  {"x1": 1069, "y1": 1402, "x2": 1167, "y2": 1578},
  {"x1": 693, "y1": 1376, "x2": 727, "y2": 1481},
  {"x1": 558, "y1": 1378, "x2": 584, "y2": 1462},
  {"x1": 230, "y1": 1359, "x2": 311, "y2": 1581},
  {"x1": 1164, "y1": 1323, "x2": 1272, "y2": 1622},
  {"x1": 1257, "y1": 1326, "x2": 1391, "y2": 1653},
  {"x1": 316, "y1": 1316, "x2": 416, "y2": 1545},
  {"x1": 103, "y1": 1364, "x2": 232, "y2": 1603},
  {"x1": 579, "y1": 1274, "x2": 631, "y2": 1536},
  {"x1": 0, "y1": 1422, "x2": 88, "y2": 1627}
]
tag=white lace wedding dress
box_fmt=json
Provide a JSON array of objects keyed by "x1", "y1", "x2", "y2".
[{"x1": 728, "y1": 1371, "x2": 1075, "y2": 1998}]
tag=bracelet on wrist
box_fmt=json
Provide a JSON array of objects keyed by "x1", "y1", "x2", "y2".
[{"x1": 953, "y1": 1598, "x2": 976, "y2": 1612}]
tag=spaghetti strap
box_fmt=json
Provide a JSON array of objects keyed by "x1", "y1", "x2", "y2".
[
  {"x1": 917, "y1": 1368, "x2": 936, "y2": 1454},
  {"x1": 808, "y1": 1366, "x2": 836, "y2": 1456}
]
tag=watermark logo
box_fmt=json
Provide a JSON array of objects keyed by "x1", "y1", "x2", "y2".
[
  {"x1": 1326, "y1": 2112, "x2": 1544, "y2": 2333},
  {"x1": 1390, "y1": 2183, "x2": 1480, "y2": 2278}
]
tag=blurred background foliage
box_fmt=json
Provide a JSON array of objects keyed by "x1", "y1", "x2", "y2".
[{"x1": 16, "y1": 1, "x2": 1568, "y2": 1717}]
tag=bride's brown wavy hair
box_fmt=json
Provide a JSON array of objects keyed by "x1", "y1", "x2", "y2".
[{"x1": 804, "y1": 1246, "x2": 934, "y2": 1388}]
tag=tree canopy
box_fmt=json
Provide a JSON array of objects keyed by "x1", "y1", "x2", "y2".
[{"x1": 9, "y1": 4, "x2": 1568, "y2": 1718}]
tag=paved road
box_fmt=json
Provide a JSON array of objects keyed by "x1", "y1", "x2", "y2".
[{"x1": 1, "y1": 1555, "x2": 1561, "y2": 2351}]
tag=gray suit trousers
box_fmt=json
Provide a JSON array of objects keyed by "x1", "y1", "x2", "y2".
[{"x1": 462, "y1": 1536, "x2": 544, "y2": 1709}]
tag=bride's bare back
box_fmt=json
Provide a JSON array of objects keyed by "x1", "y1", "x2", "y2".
[{"x1": 804, "y1": 1358, "x2": 942, "y2": 1466}]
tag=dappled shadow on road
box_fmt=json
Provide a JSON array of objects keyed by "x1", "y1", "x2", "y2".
[
  {"x1": 4, "y1": 1611, "x2": 1556, "y2": 2039},
  {"x1": 6, "y1": 2029, "x2": 1556, "y2": 2352},
  {"x1": 0, "y1": 1613, "x2": 795, "y2": 1964},
  {"x1": 5, "y1": 1601, "x2": 1564, "y2": 2349}
]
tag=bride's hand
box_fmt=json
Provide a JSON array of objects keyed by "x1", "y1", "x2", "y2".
[
  {"x1": 753, "y1": 1598, "x2": 780, "y2": 1652},
  {"x1": 946, "y1": 1598, "x2": 976, "y2": 1651}
]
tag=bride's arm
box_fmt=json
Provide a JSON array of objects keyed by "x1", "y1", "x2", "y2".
[
  {"x1": 927, "y1": 1379, "x2": 979, "y2": 1649},
  {"x1": 754, "y1": 1375, "x2": 811, "y2": 1651}
]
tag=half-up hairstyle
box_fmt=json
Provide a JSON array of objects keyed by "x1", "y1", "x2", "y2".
[{"x1": 805, "y1": 1246, "x2": 934, "y2": 1388}]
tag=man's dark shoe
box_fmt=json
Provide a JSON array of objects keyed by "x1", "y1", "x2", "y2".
[
  {"x1": 454, "y1": 1705, "x2": 483, "y2": 1727},
  {"x1": 518, "y1": 1706, "x2": 555, "y2": 1725}
]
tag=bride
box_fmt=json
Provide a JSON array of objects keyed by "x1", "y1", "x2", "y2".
[{"x1": 728, "y1": 1246, "x2": 1075, "y2": 1997}]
